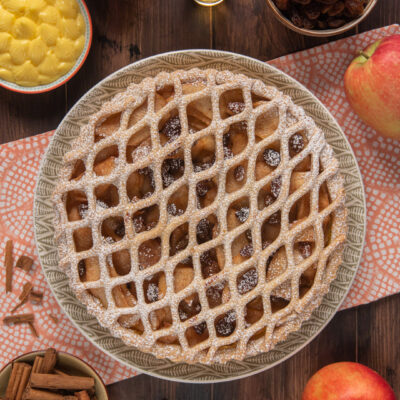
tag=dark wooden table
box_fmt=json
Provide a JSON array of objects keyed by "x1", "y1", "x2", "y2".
[{"x1": 1, "y1": 0, "x2": 399, "y2": 398}]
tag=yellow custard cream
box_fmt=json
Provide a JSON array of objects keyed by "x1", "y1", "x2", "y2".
[{"x1": 0, "y1": 0, "x2": 86, "y2": 87}]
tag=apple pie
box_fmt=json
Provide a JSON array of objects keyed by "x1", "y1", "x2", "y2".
[{"x1": 53, "y1": 68, "x2": 347, "y2": 364}]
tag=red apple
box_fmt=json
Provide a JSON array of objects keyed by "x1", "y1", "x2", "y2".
[
  {"x1": 302, "y1": 362, "x2": 396, "y2": 400},
  {"x1": 344, "y1": 34, "x2": 400, "y2": 140}
]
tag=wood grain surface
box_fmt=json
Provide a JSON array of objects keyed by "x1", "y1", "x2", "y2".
[{"x1": 0, "y1": 0, "x2": 399, "y2": 398}]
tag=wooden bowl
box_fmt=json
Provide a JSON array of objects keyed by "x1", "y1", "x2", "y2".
[
  {"x1": 265, "y1": 0, "x2": 378, "y2": 37},
  {"x1": 0, "y1": 350, "x2": 108, "y2": 400}
]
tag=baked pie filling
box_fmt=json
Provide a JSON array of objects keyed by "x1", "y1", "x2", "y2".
[{"x1": 53, "y1": 69, "x2": 347, "y2": 363}]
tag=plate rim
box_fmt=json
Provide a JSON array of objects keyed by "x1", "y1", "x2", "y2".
[{"x1": 33, "y1": 49, "x2": 366, "y2": 383}]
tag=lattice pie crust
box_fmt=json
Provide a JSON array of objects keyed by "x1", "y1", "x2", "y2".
[{"x1": 53, "y1": 69, "x2": 347, "y2": 364}]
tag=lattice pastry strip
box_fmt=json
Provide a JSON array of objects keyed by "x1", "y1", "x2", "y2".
[{"x1": 53, "y1": 69, "x2": 347, "y2": 364}]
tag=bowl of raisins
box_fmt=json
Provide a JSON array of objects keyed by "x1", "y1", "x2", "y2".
[{"x1": 267, "y1": 0, "x2": 377, "y2": 37}]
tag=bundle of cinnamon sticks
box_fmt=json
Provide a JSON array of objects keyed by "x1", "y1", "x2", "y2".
[{"x1": 2, "y1": 349, "x2": 97, "y2": 400}]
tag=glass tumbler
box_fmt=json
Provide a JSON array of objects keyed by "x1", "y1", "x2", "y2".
[{"x1": 194, "y1": 0, "x2": 224, "y2": 6}]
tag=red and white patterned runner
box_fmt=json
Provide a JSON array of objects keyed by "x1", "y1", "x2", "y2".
[{"x1": 0, "y1": 24, "x2": 399, "y2": 384}]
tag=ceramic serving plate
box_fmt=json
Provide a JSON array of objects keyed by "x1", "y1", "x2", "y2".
[
  {"x1": 33, "y1": 50, "x2": 366, "y2": 383},
  {"x1": 0, "y1": 0, "x2": 92, "y2": 94}
]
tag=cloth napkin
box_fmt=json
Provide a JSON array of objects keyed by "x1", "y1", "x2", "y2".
[{"x1": 1, "y1": 24, "x2": 399, "y2": 385}]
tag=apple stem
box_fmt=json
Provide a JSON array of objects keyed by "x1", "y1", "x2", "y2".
[{"x1": 359, "y1": 51, "x2": 370, "y2": 59}]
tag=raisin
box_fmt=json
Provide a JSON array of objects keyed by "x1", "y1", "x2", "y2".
[
  {"x1": 320, "y1": 4, "x2": 333, "y2": 13},
  {"x1": 196, "y1": 181, "x2": 209, "y2": 197},
  {"x1": 327, "y1": 17, "x2": 346, "y2": 28},
  {"x1": 139, "y1": 166, "x2": 152, "y2": 176},
  {"x1": 161, "y1": 116, "x2": 181, "y2": 141},
  {"x1": 223, "y1": 133, "x2": 233, "y2": 159},
  {"x1": 215, "y1": 311, "x2": 236, "y2": 337},
  {"x1": 132, "y1": 214, "x2": 145, "y2": 232},
  {"x1": 298, "y1": 242, "x2": 312, "y2": 258},
  {"x1": 223, "y1": 132, "x2": 231, "y2": 148},
  {"x1": 328, "y1": 1, "x2": 345, "y2": 16},
  {"x1": 274, "y1": 0, "x2": 289, "y2": 10},
  {"x1": 146, "y1": 282, "x2": 159, "y2": 303},
  {"x1": 263, "y1": 148, "x2": 281, "y2": 167},
  {"x1": 237, "y1": 269, "x2": 258, "y2": 294},
  {"x1": 194, "y1": 156, "x2": 216, "y2": 172},
  {"x1": 318, "y1": 0, "x2": 339, "y2": 4},
  {"x1": 115, "y1": 223, "x2": 125, "y2": 237},
  {"x1": 345, "y1": 0, "x2": 365, "y2": 17},
  {"x1": 234, "y1": 165, "x2": 245, "y2": 182},
  {"x1": 271, "y1": 176, "x2": 282, "y2": 198},
  {"x1": 289, "y1": 133, "x2": 304, "y2": 154},
  {"x1": 164, "y1": 158, "x2": 184, "y2": 174},
  {"x1": 162, "y1": 158, "x2": 184, "y2": 188},
  {"x1": 245, "y1": 229, "x2": 252, "y2": 242},
  {"x1": 175, "y1": 233, "x2": 189, "y2": 252},
  {"x1": 303, "y1": 17, "x2": 315, "y2": 29},
  {"x1": 178, "y1": 296, "x2": 201, "y2": 321},
  {"x1": 291, "y1": 9, "x2": 304, "y2": 27},
  {"x1": 265, "y1": 193, "x2": 276, "y2": 207},
  {"x1": 194, "y1": 321, "x2": 207, "y2": 335},
  {"x1": 206, "y1": 284, "x2": 224, "y2": 308},
  {"x1": 235, "y1": 206, "x2": 250, "y2": 223},
  {"x1": 180, "y1": 256, "x2": 192, "y2": 266},
  {"x1": 304, "y1": 3, "x2": 321, "y2": 19},
  {"x1": 268, "y1": 211, "x2": 281, "y2": 225},
  {"x1": 78, "y1": 260, "x2": 86, "y2": 278},
  {"x1": 240, "y1": 244, "x2": 254, "y2": 258},
  {"x1": 200, "y1": 250, "x2": 220, "y2": 278},
  {"x1": 227, "y1": 102, "x2": 245, "y2": 115},
  {"x1": 167, "y1": 203, "x2": 183, "y2": 216},
  {"x1": 196, "y1": 218, "x2": 213, "y2": 244}
]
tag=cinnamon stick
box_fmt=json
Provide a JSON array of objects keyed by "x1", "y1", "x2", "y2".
[
  {"x1": 15, "y1": 363, "x2": 32, "y2": 400},
  {"x1": 74, "y1": 391, "x2": 90, "y2": 400},
  {"x1": 28, "y1": 322, "x2": 39, "y2": 338},
  {"x1": 3, "y1": 314, "x2": 34, "y2": 325},
  {"x1": 22, "y1": 387, "x2": 66, "y2": 400},
  {"x1": 32, "y1": 356, "x2": 43, "y2": 374},
  {"x1": 5, "y1": 362, "x2": 20, "y2": 399},
  {"x1": 6, "y1": 362, "x2": 29, "y2": 400},
  {"x1": 41, "y1": 348, "x2": 57, "y2": 373},
  {"x1": 29, "y1": 291, "x2": 43, "y2": 305},
  {"x1": 10, "y1": 363, "x2": 24, "y2": 400},
  {"x1": 16, "y1": 256, "x2": 34, "y2": 273},
  {"x1": 30, "y1": 373, "x2": 94, "y2": 391},
  {"x1": 5, "y1": 240, "x2": 13, "y2": 292},
  {"x1": 49, "y1": 314, "x2": 59, "y2": 324},
  {"x1": 54, "y1": 369, "x2": 69, "y2": 376},
  {"x1": 12, "y1": 283, "x2": 33, "y2": 313}
]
